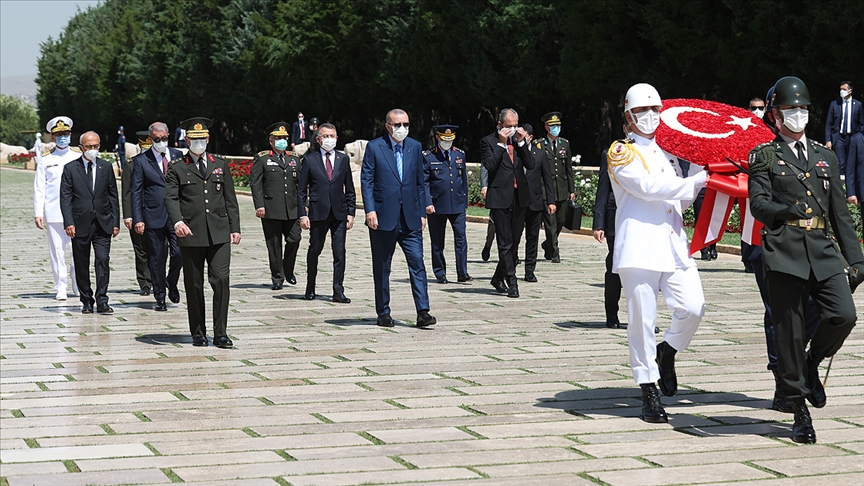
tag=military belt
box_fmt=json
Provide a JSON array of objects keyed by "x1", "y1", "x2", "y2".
[{"x1": 786, "y1": 216, "x2": 826, "y2": 231}]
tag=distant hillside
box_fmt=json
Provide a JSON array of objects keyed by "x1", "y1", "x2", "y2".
[{"x1": 0, "y1": 75, "x2": 37, "y2": 107}]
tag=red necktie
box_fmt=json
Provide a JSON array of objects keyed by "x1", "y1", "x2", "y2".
[
  {"x1": 300, "y1": 122, "x2": 305, "y2": 139},
  {"x1": 325, "y1": 152, "x2": 333, "y2": 181},
  {"x1": 162, "y1": 153, "x2": 168, "y2": 177},
  {"x1": 508, "y1": 141, "x2": 517, "y2": 188}
]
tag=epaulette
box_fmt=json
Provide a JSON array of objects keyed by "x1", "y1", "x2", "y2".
[
  {"x1": 256, "y1": 150, "x2": 270, "y2": 157},
  {"x1": 606, "y1": 138, "x2": 646, "y2": 179},
  {"x1": 70, "y1": 147, "x2": 81, "y2": 153},
  {"x1": 422, "y1": 150, "x2": 430, "y2": 156},
  {"x1": 535, "y1": 141, "x2": 543, "y2": 150},
  {"x1": 170, "y1": 158, "x2": 182, "y2": 165},
  {"x1": 453, "y1": 147, "x2": 465, "y2": 154},
  {"x1": 557, "y1": 137, "x2": 569, "y2": 144},
  {"x1": 42, "y1": 148, "x2": 52, "y2": 156},
  {"x1": 747, "y1": 142, "x2": 774, "y2": 173},
  {"x1": 810, "y1": 140, "x2": 828, "y2": 151}
]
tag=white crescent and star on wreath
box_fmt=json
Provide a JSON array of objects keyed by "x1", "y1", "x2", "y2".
[{"x1": 660, "y1": 106, "x2": 756, "y2": 139}]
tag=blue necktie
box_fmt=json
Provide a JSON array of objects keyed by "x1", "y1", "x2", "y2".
[
  {"x1": 842, "y1": 100, "x2": 849, "y2": 134},
  {"x1": 395, "y1": 143, "x2": 403, "y2": 181}
]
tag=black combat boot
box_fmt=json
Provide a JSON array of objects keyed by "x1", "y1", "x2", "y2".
[
  {"x1": 771, "y1": 369, "x2": 793, "y2": 413},
  {"x1": 656, "y1": 341, "x2": 678, "y2": 397},
  {"x1": 640, "y1": 383, "x2": 668, "y2": 423},
  {"x1": 791, "y1": 398, "x2": 816, "y2": 444},
  {"x1": 805, "y1": 352, "x2": 826, "y2": 408}
]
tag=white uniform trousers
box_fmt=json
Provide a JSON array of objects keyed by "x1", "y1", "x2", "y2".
[
  {"x1": 47, "y1": 222, "x2": 78, "y2": 295},
  {"x1": 618, "y1": 265, "x2": 705, "y2": 384}
]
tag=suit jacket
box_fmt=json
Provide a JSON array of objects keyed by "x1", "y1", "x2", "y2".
[
  {"x1": 164, "y1": 152, "x2": 241, "y2": 248},
  {"x1": 749, "y1": 137, "x2": 864, "y2": 281},
  {"x1": 525, "y1": 141, "x2": 555, "y2": 212},
  {"x1": 291, "y1": 120, "x2": 310, "y2": 145},
  {"x1": 298, "y1": 149, "x2": 356, "y2": 221},
  {"x1": 480, "y1": 133, "x2": 534, "y2": 209},
  {"x1": 825, "y1": 97, "x2": 864, "y2": 145},
  {"x1": 130, "y1": 147, "x2": 183, "y2": 228},
  {"x1": 250, "y1": 149, "x2": 302, "y2": 220},
  {"x1": 360, "y1": 135, "x2": 426, "y2": 232},
  {"x1": 122, "y1": 158, "x2": 135, "y2": 221},
  {"x1": 60, "y1": 156, "x2": 120, "y2": 238},
  {"x1": 537, "y1": 136, "x2": 575, "y2": 200},
  {"x1": 592, "y1": 152, "x2": 617, "y2": 235},
  {"x1": 423, "y1": 145, "x2": 469, "y2": 214}
]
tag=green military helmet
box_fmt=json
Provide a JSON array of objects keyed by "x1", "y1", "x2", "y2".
[{"x1": 771, "y1": 76, "x2": 811, "y2": 107}]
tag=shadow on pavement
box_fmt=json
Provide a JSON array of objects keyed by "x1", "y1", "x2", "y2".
[
  {"x1": 553, "y1": 321, "x2": 614, "y2": 329},
  {"x1": 135, "y1": 333, "x2": 192, "y2": 345}
]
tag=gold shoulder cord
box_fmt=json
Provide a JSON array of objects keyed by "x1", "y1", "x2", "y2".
[{"x1": 606, "y1": 140, "x2": 647, "y2": 184}]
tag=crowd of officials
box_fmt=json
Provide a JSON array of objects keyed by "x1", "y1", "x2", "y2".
[{"x1": 32, "y1": 77, "x2": 863, "y2": 442}]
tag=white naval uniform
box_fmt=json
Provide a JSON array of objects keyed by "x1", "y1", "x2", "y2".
[
  {"x1": 608, "y1": 133, "x2": 707, "y2": 384},
  {"x1": 34, "y1": 146, "x2": 81, "y2": 296}
]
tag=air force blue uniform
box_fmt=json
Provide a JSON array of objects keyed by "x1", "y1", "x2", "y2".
[{"x1": 424, "y1": 143, "x2": 469, "y2": 280}]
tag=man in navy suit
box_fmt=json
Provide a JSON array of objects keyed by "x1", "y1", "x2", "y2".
[
  {"x1": 298, "y1": 123, "x2": 356, "y2": 303},
  {"x1": 826, "y1": 81, "x2": 864, "y2": 175},
  {"x1": 131, "y1": 122, "x2": 184, "y2": 311},
  {"x1": 60, "y1": 131, "x2": 120, "y2": 315},
  {"x1": 291, "y1": 112, "x2": 309, "y2": 150},
  {"x1": 361, "y1": 108, "x2": 436, "y2": 328}
]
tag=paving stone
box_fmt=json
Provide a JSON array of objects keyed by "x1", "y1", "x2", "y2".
[
  {"x1": 478, "y1": 457, "x2": 647, "y2": 477},
  {"x1": 172, "y1": 456, "x2": 401, "y2": 481},
  {"x1": 4, "y1": 468, "x2": 169, "y2": 486},
  {"x1": 367, "y1": 426, "x2": 477, "y2": 443},
  {"x1": 285, "y1": 467, "x2": 480, "y2": 486},
  {"x1": 1, "y1": 442, "x2": 153, "y2": 463},
  {"x1": 591, "y1": 463, "x2": 774, "y2": 485}
]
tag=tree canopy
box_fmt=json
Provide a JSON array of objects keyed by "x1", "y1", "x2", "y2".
[
  {"x1": 36, "y1": 0, "x2": 864, "y2": 162},
  {"x1": 0, "y1": 94, "x2": 40, "y2": 147}
]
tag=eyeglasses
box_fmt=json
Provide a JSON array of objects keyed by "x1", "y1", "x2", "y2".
[
  {"x1": 389, "y1": 122, "x2": 410, "y2": 129},
  {"x1": 150, "y1": 136, "x2": 169, "y2": 143},
  {"x1": 81, "y1": 144, "x2": 101, "y2": 150},
  {"x1": 749, "y1": 106, "x2": 765, "y2": 111}
]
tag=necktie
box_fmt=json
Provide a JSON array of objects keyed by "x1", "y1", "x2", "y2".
[
  {"x1": 395, "y1": 143, "x2": 403, "y2": 181},
  {"x1": 300, "y1": 122, "x2": 305, "y2": 139},
  {"x1": 507, "y1": 141, "x2": 517, "y2": 188},
  {"x1": 278, "y1": 153, "x2": 285, "y2": 169},
  {"x1": 162, "y1": 153, "x2": 169, "y2": 177},
  {"x1": 795, "y1": 141, "x2": 807, "y2": 166},
  {"x1": 198, "y1": 157, "x2": 207, "y2": 178},
  {"x1": 325, "y1": 152, "x2": 333, "y2": 180},
  {"x1": 87, "y1": 161, "x2": 93, "y2": 191}
]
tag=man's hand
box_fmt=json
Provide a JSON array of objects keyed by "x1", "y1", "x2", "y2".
[
  {"x1": 497, "y1": 128, "x2": 511, "y2": 144},
  {"x1": 112, "y1": 227, "x2": 120, "y2": 238},
  {"x1": 481, "y1": 187, "x2": 487, "y2": 199},
  {"x1": 256, "y1": 207, "x2": 266, "y2": 218},
  {"x1": 849, "y1": 262, "x2": 864, "y2": 293},
  {"x1": 593, "y1": 229, "x2": 605, "y2": 243},
  {"x1": 826, "y1": 141, "x2": 833, "y2": 150},
  {"x1": 849, "y1": 196, "x2": 858, "y2": 205},
  {"x1": 366, "y1": 211, "x2": 378, "y2": 230},
  {"x1": 175, "y1": 222, "x2": 192, "y2": 237},
  {"x1": 514, "y1": 126, "x2": 527, "y2": 142},
  {"x1": 547, "y1": 204, "x2": 556, "y2": 214},
  {"x1": 300, "y1": 216, "x2": 310, "y2": 230},
  {"x1": 421, "y1": 216, "x2": 427, "y2": 231},
  {"x1": 569, "y1": 192, "x2": 576, "y2": 202},
  {"x1": 346, "y1": 215, "x2": 354, "y2": 230},
  {"x1": 426, "y1": 205, "x2": 435, "y2": 215},
  {"x1": 134, "y1": 222, "x2": 145, "y2": 235},
  {"x1": 230, "y1": 232, "x2": 241, "y2": 244},
  {"x1": 35, "y1": 216, "x2": 44, "y2": 230},
  {"x1": 65, "y1": 225, "x2": 75, "y2": 238},
  {"x1": 776, "y1": 202, "x2": 809, "y2": 221},
  {"x1": 124, "y1": 218, "x2": 133, "y2": 230}
]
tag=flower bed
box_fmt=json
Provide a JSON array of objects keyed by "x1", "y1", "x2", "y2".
[{"x1": 228, "y1": 159, "x2": 252, "y2": 186}]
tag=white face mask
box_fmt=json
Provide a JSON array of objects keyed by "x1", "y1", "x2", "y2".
[
  {"x1": 189, "y1": 139, "x2": 207, "y2": 154},
  {"x1": 841, "y1": 89, "x2": 850, "y2": 99},
  {"x1": 631, "y1": 109, "x2": 660, "y2": 135},
  {"x1": 438, "y1": 140, "x2": 453, "y2": 151},
  {"x1": 780, "y1": 108, "x2": 808, "y2": 133},
  {"x1": 320, "y1": 137, "x2": 337, "y2": 152},
  {"x1": 84, "y1": 149, "x2": 99, "y2": 161},
  {"x1": 752, "y1": 109, "x2": 764, "y2": 119},
  {"x1": 152, "y1": 141, "x2": 168, "y2": 153},
  {"x1": 391, "y1": 126, "x2": 409, "y2": 142}
]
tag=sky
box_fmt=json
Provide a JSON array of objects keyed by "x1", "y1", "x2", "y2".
[{"x1": 0, "y1": 0, "x2": 102, "y2": 79}]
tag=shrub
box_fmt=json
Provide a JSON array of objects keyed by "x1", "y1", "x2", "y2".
[{"x1": 228, "y1": 159, "x2": 252, "y2": 187}]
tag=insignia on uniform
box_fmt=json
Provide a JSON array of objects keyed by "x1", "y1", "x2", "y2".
[
  {"x1": 748, "y1": 143, "x2": 774, "y2": 173},
  {"x1": 423, "y1": 150, "x2": 430, "y2": 156},
  {"x1": 288, "y1": 159, "x2": 297, "y2": 167},
  {"x1": 606, "y1": 139, "x2": 647, "y2": 183},
  {"x1": 212, "y1": 167, "x2": 223, "y2": 175},
  {"x1": 536, "y1": 141, "x2": 543, "y2": 149},
  {"x1": 257, "y1": 150, "x2": 270, "y2": 157},
  {"x1": 824, "y1": 180, "x2": 830, "y2": 190},
  {"x1": 816, "y1": 160, "x2": 829, "y2": 167}
]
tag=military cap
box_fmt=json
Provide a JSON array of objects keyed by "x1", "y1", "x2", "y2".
[
  {"x1": 46, "y1": 116, "x2": 73, "y2": 133},
  {"x1": 309, "y1": 117, "x2": 319, "y2": 125},
  {"x1": 434, "y1": 124, "x2": 458, "y2": 141},
  {"x1": 266, "y1": 121, "x2": 290, "y2": 137},
  {"x1": 135, "y1": 130, "x2": 152, "y2": 149},
  {"x1": 541, "y1": 112, "x2": 562, "y2": 126},
  {"x1": 180, "y1": 117, "x2": 213, "y2": 139}
]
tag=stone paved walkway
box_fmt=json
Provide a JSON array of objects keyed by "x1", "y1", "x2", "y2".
[{"x1": 1, "y1": 167, "x2": 863, "y2": 486}]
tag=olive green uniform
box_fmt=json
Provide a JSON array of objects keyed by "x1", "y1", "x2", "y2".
[{"x1": 539, "y1": 136, "x2": 574, "y2": 259}]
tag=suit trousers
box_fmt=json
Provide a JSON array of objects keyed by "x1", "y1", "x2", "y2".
[
  {"x1": 483, "y1": 217, "x2": 496, "y2": 254},
  {"x1": 835, "y1": 134, "x2": 853, "y2": 174},
  {"x1": 71, "y1": 221, "x2": 112, "y2": 307},
  {"x1": 766, "y1": 270, "x2": 856, "y2": 400},
  {"x1": 490, "y1": 192, "x2": 526, "y2": 288},
  {"x1": 306, "y1": 211, "x2": 347, "y2": 294},
  {"x1": 261, "y1": 218, "x2": 301, "y2": 284},
  {"x1": 128, "y1": 228, "x2": 152, "y2": 290},
  {"x1": 368, "y1": 207, "x2": 430, "y2": 317},
  {"x1": 181, "y1": 243, "x2": 231, "y2": 338},
  {"x1": 428, "y1": 212, "x2": 468, "y2": 279},
  {"x1": 523, "y1": 209, "x2": 543, "y2": 273},
  {"x1": 604, "y1": 235, "x2": 622, "y2": 323},
  {"x1": 618, "y1": 265, "x2": 705, "y2": 384},
  {"x1": 145, "y1": 222, "x2": 182, "y2": 302},
  {"x1": 542, "y1": 199, "x2": 567, "y2": 256},
  {"x1": 47, "y1": 222, "x2": 78, "y2": 295}
]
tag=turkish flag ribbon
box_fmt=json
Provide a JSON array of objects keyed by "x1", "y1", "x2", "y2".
[{"x1": 655, "y1": 99, "x2": 773, "y2": 253}]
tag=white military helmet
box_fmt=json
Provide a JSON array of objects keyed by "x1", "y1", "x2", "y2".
[{"x1": 624, "y1": 83, "x2": 662, "y2": 112}]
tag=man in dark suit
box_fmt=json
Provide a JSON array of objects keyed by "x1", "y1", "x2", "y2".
[
  {"x1": 298, "y1": 123, "x2": 356, "y2": 302},
  {"x1": 826, "y1": 81, "x2": 864, "y2": 175},
  {"x1": 164, "y1": 117, "x2": 241, "y2": 348},
  {"x1": 60, "y1": 131, "x2": 120, "y2": 315},
  {"x1": 481, "y1": 108, "x2": 535, "y2": 298},
  {"x1": 290, "y1": 112, "x2": 309, "y2": 150},
  {"x1": 592, "y1": 152, "x2": 622, "y2": 328},
  {"x1": 423, "y1": 124, "x2": 472, "y2": 284},
  {"x1": 131, "y1": 122, "x2": 184, "y2": 312},
  {"x1": 522, "y1": 124, "x2": 555, "y2": 283},
  {"x1": 361, "y1": 108, "x2": 436, "y2": 328},
  {"x1": 122, "y1": 131, "x2": 152, "y2": 296},
  {"x1": 250, "y1": 122, "x2": 302, "y2": 290},
  {"x1": 539, "y1": 112, "x2": 575, "y2": 263}
]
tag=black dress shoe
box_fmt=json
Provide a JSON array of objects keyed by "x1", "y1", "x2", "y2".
[
  {"x1": 606, "y1": 320, "x2": 620, "y2": 329},
  {"x1": 457, "y1": 275, "x2": 474, "y2": 282},
  {"x1": 551, "y1": 254, "x2": 561, "y2": 263},
  {"x1": 805, "y1": 352, "x2": 826, "y2": 408},
  {"x1": 214, "y1": 336, "x2": 234, "y2": 348},
  {"x1": 377, "y1": 315, "x2": 395, "y2": 327},
  {"x1": 416, "y1": 310, "x2": 437, "y2": 327},
  {"x1": 436, "y1": 275, "x2": 449, "y2": 284},
  {"x1": 490, "y1": 277, "x2": 508, "y2": 293},
  {"x1": 700, "y1": 250, "x2": 711, "y2": 261},
  {"x1": 710, "y1": 247, "x2": 718, "y2": 260},
  {"x1": 168, "y1": 285, "x2": 180, "y2": 304},
  {"x1": 332, "y1": 294, "x2": 351, "y2": 304},
  {"x1": 507, "y1": 286, "x2": 520, "y2": 298},
  {"x1": 304, "y1": 292, "x2": 316, "y2": 300},
  {"x1": 655, "y1": 327, "x2": 660, "y2": 334},
  {"x1": 154, "y1": 301, "x2": 167, "y2": 312},
  {"x1": 192, "y1": 334, "x2": 209, "y2": 347},
  {"x1": 656, "y1": 341, "x2": 678, "y2": 397},
  {"x1": 96, "y1": 305, "x2": 114, "y2": 315},
  {"x1": 791, "y1": 398, "x2": 816, "y2": 444},
  {"x1": 640, "y1": 383, "x2": 668, "y2": 423},
  {"x1": 139, "y1": 286, "x2": 151, "y2": 296},
  {"x1": 82, "y1": 304, "x2": 94, "y2": 314},
  {"x1": 271, "y1": 281, "x2": 284, "y2": 290},
  {"x1": 481, "y1": 247, "x2": 490, "y2": 262},
  {"x1": 286, "y1": 275, "x2": 297, "y2": 285},
  {"x1": 524, "y1": 272, "x2": 537, "y2": 282},
  {"x1": 771, "y1": 369, "x2": 793, "y2": 413}
]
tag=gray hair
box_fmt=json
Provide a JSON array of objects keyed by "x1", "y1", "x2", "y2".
[
  {"x1": 148, "y1": 122, "x2": 169, "y2": 136},
  {"x1": 79, "y1": 131, "x2": 99, "y2": 144},
  {"x1": 498, "y1": 108, "x2": 518, "y2": 123},
  {"x1": 386, "y1": 108, "x2": 408, "y2": 124},
  {"x1": 319, "y1": 122, "x2": 336, "y2": 132}
]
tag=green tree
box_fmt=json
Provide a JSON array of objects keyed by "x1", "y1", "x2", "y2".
[{"x1": 0, "y1": 95, "x2": 40, "y2": 147}]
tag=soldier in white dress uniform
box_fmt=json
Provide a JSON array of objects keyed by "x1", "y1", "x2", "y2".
[
  {"x1": 34, "y1": 116, "x2": 81, "y2": 300},
  {"x1": 607, "y1": 84, "x2": 708, "y2": 423}
]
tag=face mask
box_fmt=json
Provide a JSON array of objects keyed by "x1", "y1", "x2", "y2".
[
  {"x1": 438, "y1": 140, "x2": 453, "y2": 151},
  {"x1": 152, "y1": 141, "x2": 168, "y2": 153},
  {"x1": 631, "y1": 109, "x2": 660, "y2": 135},
  {"x1": 84, "y1": 149, "x2": 99, "y2": 161},
  {"x1": 752, "y1": 109, "x2": 764, "y2": 119},
  {"x1": 841, "y1": 89, "x2": 850, "y2": 99},
  {"x1": 320, "y1": 137, "x2": 337, "y2": 152},
  {"x1": 189, "y1": 139, "x2": 207, "y2": 154},
  {"x1": 391, "y1": 126, "x2": 409, "y2": 142},
  {"x1": 273, "y1": 139, "x2": 289, "y2": 151},
  {"x1": 780, "y1": 108, "x2": 808, "y2": 133},
  {"x1": 549, "y1": 126, "x2": 561, "y2": 137},
  {"x1": 55, "y1": 135, "x2": 71, "y2": 148}
]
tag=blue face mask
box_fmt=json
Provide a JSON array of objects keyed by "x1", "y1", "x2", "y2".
[
  {"x1": 274, "y1": 139, "x2": 289, "y2": 151},
  {"x1": 55, "y1": 135, "x2": 71, "y2": 148},
  {"x1": 549, "y1": 126, "x2": 561, "y2": 137}
]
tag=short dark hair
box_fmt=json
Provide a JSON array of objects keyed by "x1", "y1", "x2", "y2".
[
  {"x1": 840, "y1": 81, "x2": 854, "y2": 90},
  {"x1": 521, "y1": 123, "x2": 534, "y2": 136},
  {"x1": 749, "y1": 97, "x2": 764, "y2": 105}
]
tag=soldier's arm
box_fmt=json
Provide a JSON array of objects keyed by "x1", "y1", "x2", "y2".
[
  {"x1": 608, "y1": 142, "x2": 705, "y2": 202},
  {"x1": 223, "y1": 160, "x2": 241, "y2": 234},
  {"x1": 249, "y1": 155, "x2": 266, "y2": 210}
]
